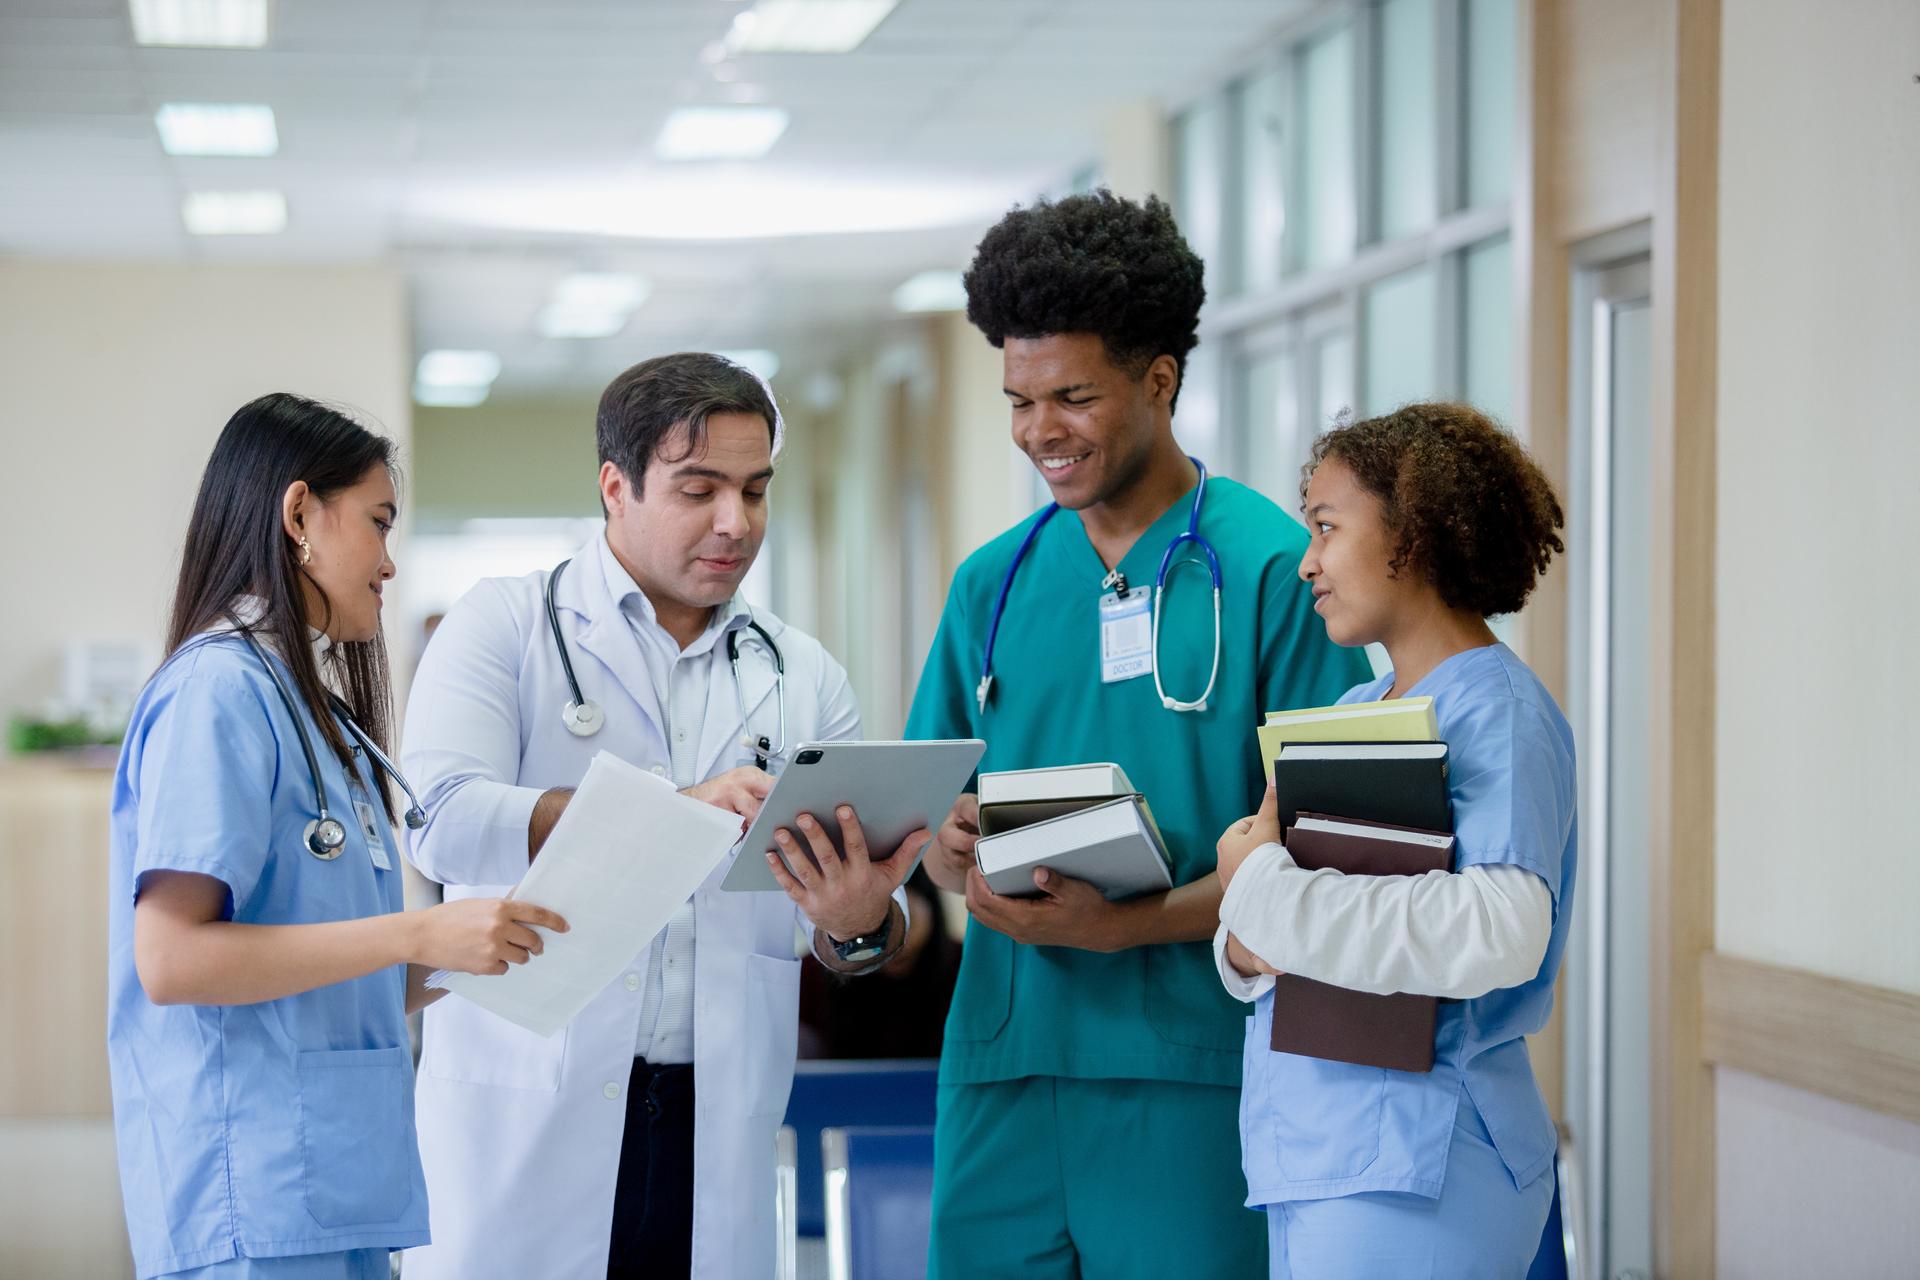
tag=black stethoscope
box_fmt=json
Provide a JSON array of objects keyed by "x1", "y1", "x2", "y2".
[
  {"x1": 230, "y1": 621, "x2": 427, "y2": 860},
  {"x1": 543, "y1": 558, "x2": 789, "y2": 770}
]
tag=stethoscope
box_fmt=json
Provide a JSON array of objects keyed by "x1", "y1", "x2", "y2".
[
  {"x1": 544, "y1": 558, "x2": 789, "y2": 770},
  {"x1": 230, "y1": 621, "x2": 427, "y2": 861},
  {"x1": 976, "y1": 455, "x2": 1223, "y2": 715}
]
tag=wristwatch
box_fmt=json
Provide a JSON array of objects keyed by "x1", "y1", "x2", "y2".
[{"x1": 829, "y1": 910, "x2": 894, "y2": 965}]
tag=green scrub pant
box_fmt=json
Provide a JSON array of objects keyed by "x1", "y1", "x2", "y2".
[{"x1": 928, "y1": 1076, "x2": 1266, "y2": 1280}]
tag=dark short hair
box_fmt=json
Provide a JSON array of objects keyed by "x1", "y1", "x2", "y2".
[
  {"x1": 1303, "y1": 402, "x2": 1566, "y2": 617},
  {"x1": 596, "y1": 353, "x2": 777, "y2": 493},
  {"x1": 962, "y1": 189, "x2": 1206, "y2": 410}
]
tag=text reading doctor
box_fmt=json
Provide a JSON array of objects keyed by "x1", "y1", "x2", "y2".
[{"x1": 399, "y1": 353, "x2": 921, "y2": 1280}]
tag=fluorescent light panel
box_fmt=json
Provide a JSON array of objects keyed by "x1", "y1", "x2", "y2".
[
  {"x1": 536, "y1": 273, "x2": 649, "y2": 340},
  {"x1": 131, "y1": 0, "x2": 268, "y2": 48},
  {"x1": 892, "y1": 269, "x2": 967, "y2": 314},
  {"x1": 656, "y1": 106, "x2": 789, "y2": 161},
  {"x1": 728, "y1": 0, "x2": 897, "y2": 53},
  {"x1": 416, "y1": 349, "x2": 501, "y2": 387},
  {"x1": 181, "y1": 189, "x2": 285, "y2": 234},
  {"x1": 156, "y1": 103, "x2": 277, "y2": 157},
  {"x1": 718, "y1": 349, "x2": 781, "y2": 379}
]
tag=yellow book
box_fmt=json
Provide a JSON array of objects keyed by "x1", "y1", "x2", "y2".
[{"x1": 1256, "y1": 696, "x2": 1440, "y2": 782}]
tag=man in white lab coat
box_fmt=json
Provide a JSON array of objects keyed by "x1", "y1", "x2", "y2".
[{"x1": 399, "y1": 352, "x2": 922, "y2": 1280}]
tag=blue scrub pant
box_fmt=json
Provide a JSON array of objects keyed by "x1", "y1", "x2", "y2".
[
  {"x1": 1264, "y1": 1100, "x2": 1551, "y2": 1280},
  {"x1": 165, "y1": 1249, "x2": 388, "y2": 1280}
]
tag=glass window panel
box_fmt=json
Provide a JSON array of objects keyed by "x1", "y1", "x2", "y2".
[
  {"x1": 1315, "y1": 330, "x2": 1355, "y2": 430},
  {"x1": 1241, "y1": 344, "x2": 1301, "y2": 503},
  {"x1": 1236, "y1": 66, "x2": 1287, "y2": 293},
  {"x1": 1176, "y1": 340, "x2": 1225, "y2": 467},
  {"x1": 1296, "y1": 23, "x2": 1356, "y2": 271},
  {"x1": 1463, "y1": 234, "x2": 1514, "y2": 422},
  {"x1": 1465, "y1": 0, "x2": 1517, "y2": 207},
  {"x1": 1377, "y1": 0, "x2": 1438, "y2": 239},
  {"x1": 1172, "y1": 98, "x2": 1229, "y2": 291},
  {"x1": 1363, "y1": 263, "x2": 1438, "y2": 413}
]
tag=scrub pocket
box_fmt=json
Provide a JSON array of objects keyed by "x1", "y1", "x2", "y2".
[
  {"x1": 1271, "y1": 1055, "x2": 1386, "y2": 1183},
  {"x1": 297, "y1": 1046, "x2": 413, "y2": 1229},
  {"x1": 744, "y1": 953, "x2": 802, "y2": 1117}
]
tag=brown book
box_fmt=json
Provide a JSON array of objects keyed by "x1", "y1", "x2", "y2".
[{"x1": 1266, "y1": 814, "x2": 1456, "y2": 1073}]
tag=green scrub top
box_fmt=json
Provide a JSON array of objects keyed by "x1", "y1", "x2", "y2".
[{"x1": 905, "y1": 473, "x2": 1373, "y2": 1087}]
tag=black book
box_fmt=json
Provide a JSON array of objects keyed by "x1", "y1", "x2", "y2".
[{"x1": 1271, "y1": 741, "x2": 1452, "y2": 834}]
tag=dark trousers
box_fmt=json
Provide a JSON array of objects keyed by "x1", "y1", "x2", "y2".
[{"x1": 607, "y1": 1058, "x2": 695, "y2": 1280}]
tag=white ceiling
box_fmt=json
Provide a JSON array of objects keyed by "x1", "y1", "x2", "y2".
[{"x1": 0, "y1": 0, "x2": 1304, "y2": 394}]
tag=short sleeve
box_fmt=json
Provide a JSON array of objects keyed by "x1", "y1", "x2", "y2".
[
  {"x1": 1446, "y1": 695, "x2": 1575, "y2": 902},
  {"x1": 131, "y1": 666, "x2": 280, "y2": 916}
]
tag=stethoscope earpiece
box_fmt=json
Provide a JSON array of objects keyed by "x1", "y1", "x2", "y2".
[
  {"x1": 562, "y1": 699, "x2": 605, "y2": 738},
  {"x1": 305, "y1": 816, "x2": 347, "y2": 860}
]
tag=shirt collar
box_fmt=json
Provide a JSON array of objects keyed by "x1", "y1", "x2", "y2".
[
  {"x1": 595, "y1": 532, "x2": 751, "y2": 654},
  {"x1": 224, "y1": 594, "x2": 333, "y2": 663}
]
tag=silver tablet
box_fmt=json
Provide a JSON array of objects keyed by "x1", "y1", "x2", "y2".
[{"x1": 718, "y1": 739, "x2": 985, "y2": 893}]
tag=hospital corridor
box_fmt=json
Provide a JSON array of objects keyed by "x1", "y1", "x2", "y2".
[{"x1": 1, "y1": 1, "x2": 1916, "y2": 1277}]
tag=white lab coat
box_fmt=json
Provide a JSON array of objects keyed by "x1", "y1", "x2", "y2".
[{"x1": 398, "y1": 535, "x2": 876, "y2": 1280}]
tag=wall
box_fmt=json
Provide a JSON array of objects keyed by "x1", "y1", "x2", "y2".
[
  {"x1": 410, "y1": 395, "x2": 601, "y2": 529},
  {"x1": 0, "y1": 260, "x2": 413, "y2": 716},
  {"x1": 1713, "y1": 2, "x2": 1920, "y2": 1274}
]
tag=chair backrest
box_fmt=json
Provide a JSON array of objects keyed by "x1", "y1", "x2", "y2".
[
  {"x1": 782, "y1": 1059, "x2": 939, "y2": 1237},
  {"x1": 823, "y1": 1126, "x2": 936, "y2": 1280}
]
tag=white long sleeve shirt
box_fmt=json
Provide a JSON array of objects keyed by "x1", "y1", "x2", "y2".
[{"x1": 1213, "y1": 841, "x2": 1553, "y2": 1004}]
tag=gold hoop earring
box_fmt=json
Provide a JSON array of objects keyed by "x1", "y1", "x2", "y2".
[{"x1": 299, "y1": 537, "x2": 312, "y2": 566}]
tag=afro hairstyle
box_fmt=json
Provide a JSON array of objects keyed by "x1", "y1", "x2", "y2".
[{"x1": 962, "y1": 189, "x2": 1207, "y2": 410}]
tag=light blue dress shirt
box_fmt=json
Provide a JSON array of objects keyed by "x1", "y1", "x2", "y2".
[
  {"x1": 106, "y1": 634, "x2": 429, "y2": 1279},
  {"x1": 1240, "y1": 642, "x2": 1578, "y2": 1208}
]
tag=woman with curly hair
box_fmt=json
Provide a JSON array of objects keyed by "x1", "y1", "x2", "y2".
[{"x1": 1213, "y1": 402, "x2": 1575, "y2": 1279}]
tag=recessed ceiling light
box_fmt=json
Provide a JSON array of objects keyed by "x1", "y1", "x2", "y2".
[
  {"x1": 412, "y1": 383, "x2": 492, "y2": 408},
  {"x1": 656, "y1": 106, "x2": 789, "y2": 161},
  {"x1": 717, "y1": 349, "x2": 781, "y2": 379},
  {"x1": 181, "y1": 189, "x2": 285, "y2": 234},
  {"x1": 130, "y1": 0, "x2": 268, "y2": 48},
  {"x1": 535, "y1": 273, "x2": 650, "y2": 340},
  {"x1": 727, "y1": 0, "x2": 897, "y2": 54},
  {"x1": 156, "y1": 103, "x2": 277, "y2": 157},
  {"x1": 892, "y1": 270, "x2": 967, "y2": 314},
  {"x1": 416, "y1": 349, "x2": 502, "y2": 389}
]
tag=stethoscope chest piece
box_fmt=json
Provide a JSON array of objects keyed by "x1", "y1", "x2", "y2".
[
  {"x1": 305, "y1": 816, "x2": 347, "y2": 860},
  {"x1": 562, "y1": 698, "x2": 605, "y2": 738}
]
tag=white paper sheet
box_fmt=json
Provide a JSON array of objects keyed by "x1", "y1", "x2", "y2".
[{"x1": 426, "y1": 750, "x2": 745, "y2": 1037}]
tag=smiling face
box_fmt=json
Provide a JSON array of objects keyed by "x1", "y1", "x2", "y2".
[
  {"x1": 1297, "y1": 457, "x2": 1424, "y2": 648},
  {"x1": 602, "y1": 411, "x2": 773, "y2": 629},
  {"x1": 288, "y1": 463, "x2": 397, "y2": 643},
  {"x1": 1002, "y1": 332, "x2": 1176, "y2": 511}
]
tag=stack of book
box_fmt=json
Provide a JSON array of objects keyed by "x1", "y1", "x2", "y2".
[
  {"x1": 972, "y1": 763, "x2": 1173, "y2": 901},
  {"x1": 1251, "y1": 697, "x2": 1455, "y2": 1073}
]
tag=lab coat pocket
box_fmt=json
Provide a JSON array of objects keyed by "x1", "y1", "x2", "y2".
[
  {"x1": 1271, "y1": 1056, "x2": 1385, "y2": 1183},
  {"x1": 744, "y1": 953, "x2": 801, "y2": 1118},
  {"x1": 419, "y1": 994, "x2": 567, "y2": 1092},
  {"x1": 297, "y1": 1046, "x2": 414, "y2": 1229}
]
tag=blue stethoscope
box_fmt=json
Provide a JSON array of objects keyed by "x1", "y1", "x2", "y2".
[{"x1": 976, "y1": 455, "x2": 1222, "y2": 715}]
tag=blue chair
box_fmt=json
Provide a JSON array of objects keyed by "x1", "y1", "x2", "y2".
[
  {"x1": 779, "y1": 1059, "x2": 939, "y2": 1241},
  {"x1": 822, "y1": 1126, "x2": 936, "y2": 1280}
]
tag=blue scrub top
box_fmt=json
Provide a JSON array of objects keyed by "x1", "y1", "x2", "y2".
[
  {"x1": 1240, "y1": 643, "x2": 1578, "y2": 1206},
  {"x1": 106, "y1": 635, "x2": 429, "y2": 1279},
  {"x1": 906, "y1": 476, "x2": 1372, "y2": 1087}
]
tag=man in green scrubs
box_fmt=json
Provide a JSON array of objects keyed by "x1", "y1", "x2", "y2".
[{"x1": 906, "y1": 191, "x2": 1372, "y2": 1277}]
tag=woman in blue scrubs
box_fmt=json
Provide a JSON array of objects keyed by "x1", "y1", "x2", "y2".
[
  {"x1": 107, "y1": 393, "x2": 568, "y2": 1280},
  {"x1": 1214, "y1": 401, "x2": 1575, "y2": 1279}
]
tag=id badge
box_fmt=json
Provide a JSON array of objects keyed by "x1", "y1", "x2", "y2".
[
  {"x1": 351, "y1": 787, "x2": 392, "y2": 870},
  {"x1": 1098, "y1": 586, "x2": 1153, "y2": 684}
]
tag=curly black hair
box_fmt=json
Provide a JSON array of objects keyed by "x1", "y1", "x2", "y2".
[
  {"x1": 963, "y1": 189, "x2": 1207, "y2": 410},
  {"x1": 1303, "y1": 402, "x2": 1566, "y2": 617}
]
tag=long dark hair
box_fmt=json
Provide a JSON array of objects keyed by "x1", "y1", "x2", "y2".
[{"x1": 165, "y1": 392, "x2": 398, "y2": 810}]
